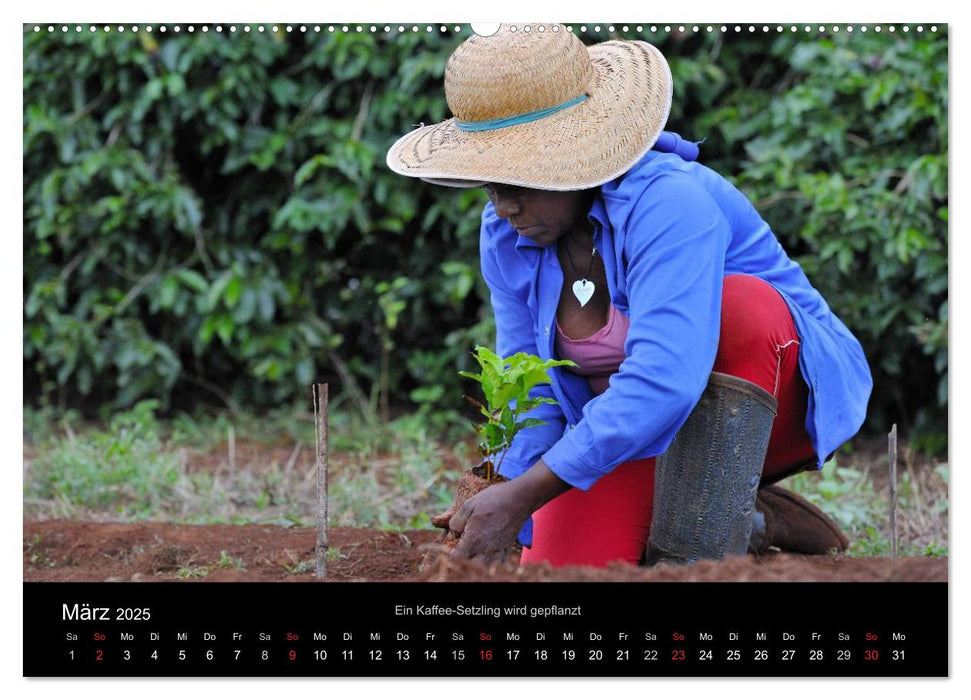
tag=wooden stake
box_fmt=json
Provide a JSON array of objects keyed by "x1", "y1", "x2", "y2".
[
  {"x1": 314, "y1": 383, "x2": 329, "y2": 579},
  {"x1": 889, "y1": 423, "x2": 898, "y2": 562},
  {"x1": 227, "y1": 424, "x2": 236, "y2": 473}
]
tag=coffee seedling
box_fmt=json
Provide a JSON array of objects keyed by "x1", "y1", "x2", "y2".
[{"x1": 460, "y1": 346, "x2": 575, "y2": 480}]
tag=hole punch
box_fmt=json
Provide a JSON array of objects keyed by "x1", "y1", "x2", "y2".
[{"x1": 470, "y1": 23, "x2": 501, "y2": 37}]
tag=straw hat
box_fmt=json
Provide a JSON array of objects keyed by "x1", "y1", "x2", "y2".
[{"x1": 385, "y1": 24, "x2": 673, "y2": 191}]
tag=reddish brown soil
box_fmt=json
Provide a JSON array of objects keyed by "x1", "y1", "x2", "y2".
[{"x1": 24, "y1": 520, "x2": 946, "y2": 583}]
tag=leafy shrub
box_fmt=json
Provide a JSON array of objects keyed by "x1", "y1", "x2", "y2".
[{"x1": 24, "y1": 27, "x2": 488, "y2": 416}]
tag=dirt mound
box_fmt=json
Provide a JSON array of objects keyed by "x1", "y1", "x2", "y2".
[{"x1": 24, "y1": 520, "x2": 946, "y2": 583}]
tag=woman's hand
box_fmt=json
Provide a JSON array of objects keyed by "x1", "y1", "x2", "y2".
[{"x1": 448, "y1": 460, "x2": 571, "y2": 564}]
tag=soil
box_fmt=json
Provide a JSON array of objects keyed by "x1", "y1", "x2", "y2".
[{"x1": 24, "y1": 520, "x2": 946, "y2": 583}]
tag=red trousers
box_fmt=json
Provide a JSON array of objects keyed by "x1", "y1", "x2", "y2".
[{"x1": 520, "y1": 275, "x2": 816, "y2": 568}]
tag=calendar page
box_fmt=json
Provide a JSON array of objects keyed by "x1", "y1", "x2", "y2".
[{"x1": 22, "y1": 19, "x2": 949, "y2": 678}]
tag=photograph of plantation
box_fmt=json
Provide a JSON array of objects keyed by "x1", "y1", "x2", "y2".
[{"x1": 23, "y1": 23, "x2": 946, "y2": 582}]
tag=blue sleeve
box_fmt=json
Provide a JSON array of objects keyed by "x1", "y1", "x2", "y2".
[
  {"x1": 478, "y1": 209, "x2": 567, "y2": 481},
  {"x1": 542, "y1": 171, "x2": 731, "y2": 490}
]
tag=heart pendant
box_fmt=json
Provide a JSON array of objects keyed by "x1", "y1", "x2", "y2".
[{"x1": 572, "y1": 279, "x2": 595, "y2": 307}]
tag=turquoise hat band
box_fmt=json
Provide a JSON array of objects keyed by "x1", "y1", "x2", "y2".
[{"x1": 453, "y1": 94, "x2": 589, "y2": 132}]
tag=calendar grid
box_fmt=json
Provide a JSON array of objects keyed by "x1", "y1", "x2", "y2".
[{"x1": 24, "y1": 582, "x2": 947, "y2": 677}]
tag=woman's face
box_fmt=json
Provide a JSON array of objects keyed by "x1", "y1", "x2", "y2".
[{"x1": 484, "y1": 184, "x2": 593, "y2": 247}]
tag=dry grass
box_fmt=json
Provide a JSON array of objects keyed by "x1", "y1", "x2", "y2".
[{"x1": 23, "y1": 405, "x2": 470, "y2": 530}]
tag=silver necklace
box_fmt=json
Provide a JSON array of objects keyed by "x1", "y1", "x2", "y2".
[{"x1": 563, "y1": 240, "x2": 597, "y2": 307}]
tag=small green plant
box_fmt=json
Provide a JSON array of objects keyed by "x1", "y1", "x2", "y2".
[
  {"x1": 215, "y1": 551, "x2": 246, "y2": 571},
  {"x1": 175, "y1": 564, "x2": 211, "y2": 579},
  {"x1": 25, "y1": 535, "x2": 54, "y2": 569},
  {"x1": 459, "y1": 346, "x2": 575, "y2": 480},
  {"x1": 281, "y1": 554, "x2": 315, "y2": 575}
]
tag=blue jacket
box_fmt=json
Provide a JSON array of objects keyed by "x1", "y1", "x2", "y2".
[{"x1": 479, "y1": 133, "x2": 873, "y2": 501}]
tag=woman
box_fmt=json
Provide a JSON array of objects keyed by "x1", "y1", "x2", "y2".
[{"x1": 386, "y1": 25, "x2": 871, "y2": 567}]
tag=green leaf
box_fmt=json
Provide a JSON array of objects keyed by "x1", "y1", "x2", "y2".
[
  {"x1": 224, "y1": 276, "x2": 242, "y2": 308},
  {"x1": 176, "y1": 269, "x2": 208, "y2": 293}
]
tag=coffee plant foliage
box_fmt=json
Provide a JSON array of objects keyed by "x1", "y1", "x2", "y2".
[{"x1": 23, "y1": 27, "x2": 946, "y2": 442}]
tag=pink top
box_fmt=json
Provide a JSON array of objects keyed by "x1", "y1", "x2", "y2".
[{"x1": 555, "y1": 304, "x2": 631, "y2": 395}]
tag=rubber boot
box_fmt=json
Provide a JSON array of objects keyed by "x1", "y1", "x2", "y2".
[{"x1": 646, "y1": 372, "x2": 778, "y2": 566}]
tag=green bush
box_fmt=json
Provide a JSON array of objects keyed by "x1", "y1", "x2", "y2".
[
  {"x1": 24, "y1": 27, "x2": 489, "y2": 417},
  {"x1": 666, "y1": 30, "x2": 947, "y2": 434},
  {"x1": 23, "y1": 26, "x2": 947, "y2": 444}
]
